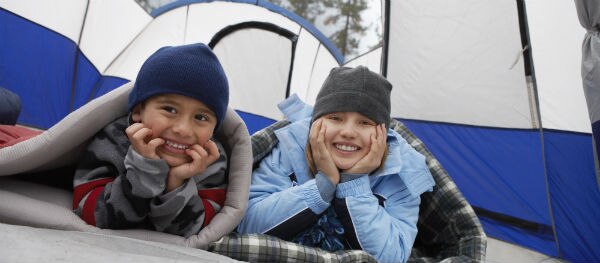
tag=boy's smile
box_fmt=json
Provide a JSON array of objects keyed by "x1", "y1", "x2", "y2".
[{"x1": 132, "y1": 93, "x2": 217, "y2": 167}]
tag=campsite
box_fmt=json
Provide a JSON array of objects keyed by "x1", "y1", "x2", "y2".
[{"x1": 1, "y1": 0, "x2": 599, "y2": 262}]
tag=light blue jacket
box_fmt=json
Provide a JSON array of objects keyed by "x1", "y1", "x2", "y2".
[{"x1": 238, "y1": 95, "x2": 435, "y2": 263}]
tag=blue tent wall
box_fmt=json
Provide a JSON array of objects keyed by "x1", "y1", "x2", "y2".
[
  {"x1": 72, "y1": 52, "x2": 129, "y2": 111},
  {"x1": 1, "y1": 8, "x2": 75, "y2": 129},
  {"x1": 401, "y1": 119, "x2": 600, "y2": 260},
  {"x1": 400, "y1": 120, "x2": 556, "y2": 255},
  {"x1": 545, "y1": 130, "x2": 600, "y2": 260},
  {"x1": 0, "y1": 7, "x2": 129, "y2": 129}
]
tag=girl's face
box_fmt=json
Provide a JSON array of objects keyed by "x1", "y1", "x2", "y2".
[
  {"x1": 132, "y1": 93, "x2": 217, "y2": 167},
  {"x1": 319, "y1": 112, "x2": 378, "y2": 171}
]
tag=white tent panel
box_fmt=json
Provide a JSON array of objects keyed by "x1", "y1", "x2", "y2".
[
  {"x1": 526, "y1": 0, "x2": 590, "y2": 133},
  {"x1": 213, "y1": 28, "x2": 292, "y2": 121},
  {"x1": 304, "y1": 45, "x2": 340, "y2": 105},
  {"x1": 104, "y1": 7, "x2": 186, "y2": 80},
  {"x1": 0, "y1": 0, "x2": 86, "y2": 42},
  {"x1": 185, "y1": 2, "x2": 300, "y2": 45},
  {"x1": 343, "y1": 47, "x2": 381, "y2": 74},
  {"x1": 80, "y1": 0, "x2": 151, "y2": 73},
  {"x1": 387, "y1": 0, "x2": 532, "y2": 128},
  {"x1": 289, "y1": 28, "x2": 320, "y2": 99}
]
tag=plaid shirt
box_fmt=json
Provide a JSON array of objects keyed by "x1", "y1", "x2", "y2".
[{"x1": 209, "y1": 119, "x2": 486, "y2": 263}]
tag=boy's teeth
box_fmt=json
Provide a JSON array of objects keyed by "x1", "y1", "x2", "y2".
[
  {"x1": 335, "y1": 144, "x2": 357, "y2": 151},
  {"x1": 166, "y1": 140, "x2": 188, "y2": 150}
]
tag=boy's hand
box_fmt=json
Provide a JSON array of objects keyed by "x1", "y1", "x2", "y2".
[
  {"x1": 126, "y1": 123, "x2": 164, "y2": 160},
  {"x1": 343, "y1": 124, "x2": 387, "y2": 175},
  {"x1": 166, "y1": 140, "x2": 220, "y2": 191},
  {"x1": 309, "y1": 119, "x2": 340, "y2": 185}
]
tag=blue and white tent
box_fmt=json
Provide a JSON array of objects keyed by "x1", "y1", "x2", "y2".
[
  {"x1": 385, "y1": 1, "x2": 599, "y2": 261},
  {"x1": 1, "y1": 0, "x2": 599, "y2": 262}
]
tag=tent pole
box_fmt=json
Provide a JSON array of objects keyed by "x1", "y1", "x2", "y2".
[
  {"x1": 516, "y1": 0, "x2": 561, "y2": 257},
  {"x1": 380, "y1": 0, "x2": 390, "y2": 77},
  {"x1": 70, "y1": 0, "x2": 91, "y2": 114}
]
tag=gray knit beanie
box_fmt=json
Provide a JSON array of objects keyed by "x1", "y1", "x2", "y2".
[{"x1": 312, "y1": 66, "x2": 392, "y2": 127}]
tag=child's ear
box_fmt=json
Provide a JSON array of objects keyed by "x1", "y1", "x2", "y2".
[{"x1": 131, "y1": 104, "x2": 142, "y2": 123}]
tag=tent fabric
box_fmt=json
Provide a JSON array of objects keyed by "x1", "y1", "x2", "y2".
[
  {"x1": 385, "y1": 0, "x2": 600, "y2": 261},
  {"x1": 0, "y1": 82, "x2": 253, "y2": 249},
  {"x1": 527, "y1": 0, "x2": 589, "y2": 133},
  {"x1": 386, "y1": 1, "x2": 531, "y2": 129}
]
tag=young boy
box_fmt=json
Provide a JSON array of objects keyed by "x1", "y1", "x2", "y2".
[{"x1": 73, "y1": 43, "x2": 230, "y2": 238}]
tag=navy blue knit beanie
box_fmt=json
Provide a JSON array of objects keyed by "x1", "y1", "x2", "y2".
[{"x1": 128, "y1": 43, "x2": 229, "y2": 130}]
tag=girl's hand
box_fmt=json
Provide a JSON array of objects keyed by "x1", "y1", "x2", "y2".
[
  {"x1": 126, "y1": 123, "x2": 164, "y2": 160},
  {"x1": 309, "y1": 119, "x2": 340, "y2": 185},
  {"x1": 166, "y1": 140, "x2": 220, "y2": 191},
  {"x1": 343, "y1": 124, "x2": 387, "y2": 174}
]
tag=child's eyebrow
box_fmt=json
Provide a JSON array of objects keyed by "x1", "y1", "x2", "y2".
[
  {"x1": 154, "y1": 97, "x2": 180, "y2": 105},
  {"x1": 197, "y1": 108, "x2": 216, "y2": 118},
  {"x1": 156, "y1": 97, "x2": 216, "y2": 117}
]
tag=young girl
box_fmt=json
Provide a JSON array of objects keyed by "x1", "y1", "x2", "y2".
[{"x1": 237, "y1": 66, "x2": 435, "y2": 263}]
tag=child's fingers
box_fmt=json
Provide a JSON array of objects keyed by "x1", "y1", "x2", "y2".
[
  {"x1": 364, "y1": 125, "x2": 385, "y2": 161},
  {"x1": 316, "y1": 122, "x2": 327, "y2": 149},
  {"x1": 187, "y1": 143, "x2": 219, "y2": 170},
  {"x1": 147, "y1": 138, "x2": 165, "y2": 150},
  {"x1": 203, "y1": 140, "x2": 220, "y2": 161},
  {"x1": 131, "y1": 127, "x2": 152, "y2": 143},
  {"x1": 373, "y1": 125, "x2": 387, "y2": 158},
  {"x1": 365, "y1": 133, "x2": 379, "y2": 160},
  {"x1": 189, "y1": 144, "x2": 208, "y2": 159},
  {"x1": 380, "y1": 124, "x2": 387, "y2": 146},
  {"x1": 186, "y1": 146, "x2": 203, "y2": 163},
  {"x1": 309, "y1": 119, "x2": 321, "y2": 145},
  {"x1": 377, "y1": 123, "x2": 387, "y2": 146},
  {"x1": 125, "y1": 123, "x2": 145, "y2": 139}
]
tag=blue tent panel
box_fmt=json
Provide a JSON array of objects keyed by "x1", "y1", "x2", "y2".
[
  {"x1": 73, "y1": 52, "x2": 130, "y2": 110},
  {"x1": 400, "y1": 120, "x2": 550, "y2": 223},
  {"x1": 92, "y1": 76, "x2": 130, "y2": 100},
  {"x1": 73, "y1": 50, "x2": 101, "y2": 111},
  {"x1": 0, "y1": 8, "x2": 76, "y2": 129},
  {"x1": 236, "y1": 111, "x2": 276, "y2": 135},
  {"x1": 545, "y1": 130, "x2": 600, "y2": 261}
]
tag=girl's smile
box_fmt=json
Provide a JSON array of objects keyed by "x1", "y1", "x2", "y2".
[{"x1": 320, "y1": 112, "x2": 377, "y2": 171}]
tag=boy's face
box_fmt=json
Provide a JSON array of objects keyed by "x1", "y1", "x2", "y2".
[
  {"x1": 131, "y1": 93, "x2": 217, "y2": 167},
  {"x1": 318, "y1": 112, "x2": 377, "y2": 171}
]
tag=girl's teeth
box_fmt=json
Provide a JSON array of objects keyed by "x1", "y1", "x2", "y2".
[
  {"x1": 166, "y1": 140, "x2": 189, "y2": 150},
  {"x1": 335, "y1": 144, "x2": 357, "y2": 151}
]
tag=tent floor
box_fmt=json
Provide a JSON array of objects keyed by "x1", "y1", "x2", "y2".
[{"x1": 487, "y1": 237, "x2": 567, "y2": 263}]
